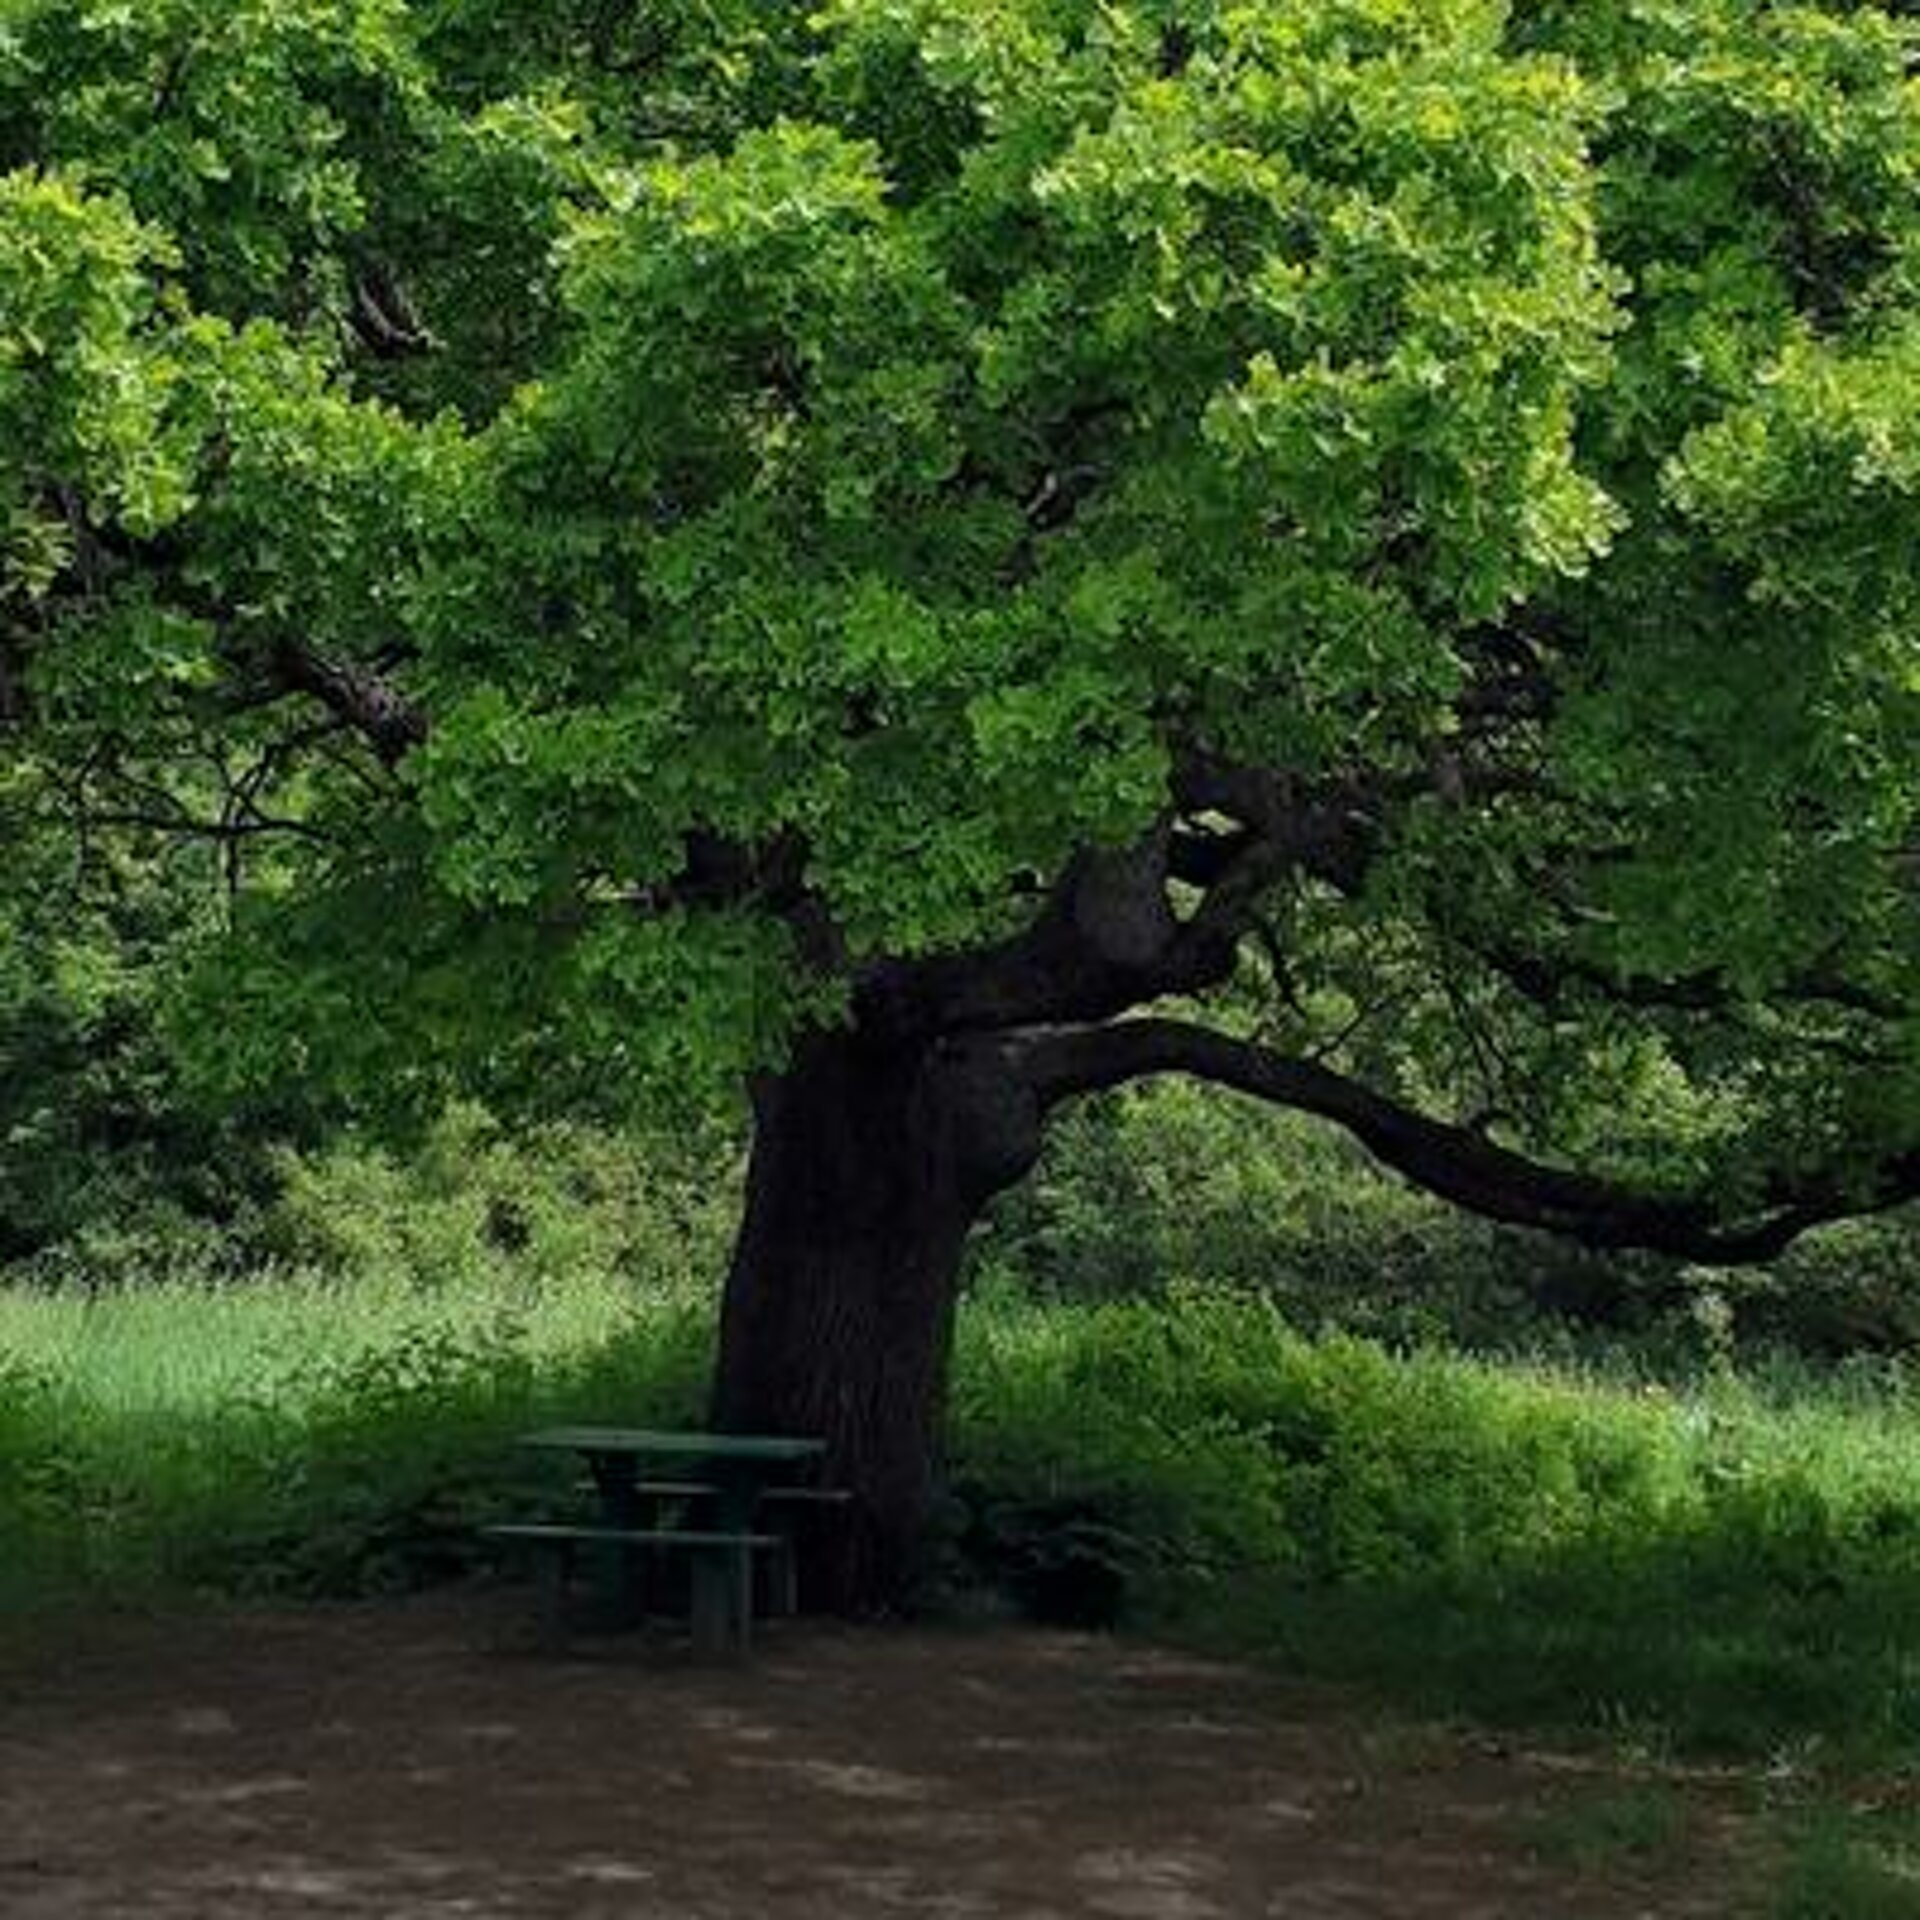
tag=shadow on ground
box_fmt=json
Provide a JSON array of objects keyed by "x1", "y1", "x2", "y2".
[{"x1": 0, "y1": 1592, "x2": 1761, "y2": 1918}]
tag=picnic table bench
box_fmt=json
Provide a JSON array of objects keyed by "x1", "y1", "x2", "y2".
[{"x1": 484, "y1": 1427, "x2": 843, "y2": 1655}]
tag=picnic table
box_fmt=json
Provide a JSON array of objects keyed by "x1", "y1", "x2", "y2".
[{"x1": 486, "y1": 1427, "x2": 834, "y2": 1655}]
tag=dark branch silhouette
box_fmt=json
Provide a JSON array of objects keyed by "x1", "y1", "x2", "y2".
[{"x1": 1013, "y1": 1017, "x2": 1920, "y2": 1266}]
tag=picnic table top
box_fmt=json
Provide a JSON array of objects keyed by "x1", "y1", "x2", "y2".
[{"x1": 517, "y1": 1425, "x2": 826, "y2": 1464}]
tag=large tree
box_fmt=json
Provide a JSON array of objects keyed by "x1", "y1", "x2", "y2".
[{"x1": 3, "y1": 0, "x2": 1918, "y2": 1604}]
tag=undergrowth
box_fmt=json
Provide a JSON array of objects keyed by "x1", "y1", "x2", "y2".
[
  {"x1": 7, "y1": 1270, "x2": 1920, "y2": 1770},
  {"x1": 948, "y1": 1285, "x2": 1920, "y2": 1762}
]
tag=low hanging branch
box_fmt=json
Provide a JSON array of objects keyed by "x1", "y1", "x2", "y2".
[{"x1": 1012, "y1": 1017, "x2": 1920, "y2": 1267}]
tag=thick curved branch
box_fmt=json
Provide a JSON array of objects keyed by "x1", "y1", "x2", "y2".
[
  {"x1": 860, "y1": 836, "x2": 1243, "y2": 1041},
  {"x1": 866, "y1": 759, "x2": 1420, "y2": 1041},
  {"x1": 1013, "y1": 1017, "x2": 1920, "y2": 1266}
]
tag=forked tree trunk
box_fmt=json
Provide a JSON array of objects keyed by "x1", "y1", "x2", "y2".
[{"x1": 710, "y1": 1025, "x2": 1025, "y2": 1614}]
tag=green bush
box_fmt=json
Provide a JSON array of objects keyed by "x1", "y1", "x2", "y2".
[
  {"x1": 948, "y1": 1287, "x2": 1920, "y2": 1757},
  {"x1": 262, "y1": 1104, "x2": 739, "y2": 1301},
  {"x1": 8, "y1": 1102, "x2": 742, "y2": 1298},
  {"x1": 950, "y1": 1287, "x2": 1703, "y2": 1599}
]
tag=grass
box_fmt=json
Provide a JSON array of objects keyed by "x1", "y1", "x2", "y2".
[
  {"x1": 0, "y1": 1264, "x2": 647, "y2": 1414},
  {"x1": 7, "y1": 1269, "x2": 1920, "y2": 1778},
  {"x1": 1773, "y1": 1808, "x2": 1920, "y2": 1918},
  {"x1": 1524, "y1": 1783, "x2": 1691, "y2": 1874},
  {"x1": 952, "y1": 1287, "x2": 1920, "y2": 1763},
  {"x1": 0, "y1": 1263, "x2": 711, "y2": 1604}
]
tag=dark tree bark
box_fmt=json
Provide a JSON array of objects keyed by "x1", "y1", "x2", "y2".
[
  {"x1": 701, "y1": 805, "x2": 1920, "y2": 1619},
  {"x1": 709, "y1": 1020, "x2": 1044, "y2": 1614},
  {"x1": 710, "y1": 1006, "x2": 1920, "y2": 1616}
]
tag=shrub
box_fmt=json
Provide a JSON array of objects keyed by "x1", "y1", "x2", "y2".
[
  {"x1": 947, "y1": 1287, "x2": 1920, "y2": 1757},
  {"x1": 262, "y1": 1104, "x2": 739, "y2": 1301}
]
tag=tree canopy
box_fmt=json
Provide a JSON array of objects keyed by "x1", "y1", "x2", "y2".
[{"x1": 4, "y1": 0, "x2": 1919, "y2": 1256}]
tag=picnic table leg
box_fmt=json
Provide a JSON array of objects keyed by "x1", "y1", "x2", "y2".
[
  {"x1": 770, "y1": 1527, "x2": 799, "y2": 1618},
  {"x1": 689, "y1": 1467, "x2": 762, "y2": 1657},
  {"x1": 730, "y1": 1540, "x2": 756, "y2": 1652},
  {"x1": 586, "y1": 1456, "x2": 647, "y2": 1628},
  {"x1": 689, "y1": 1550, "x2": 744, "y2": 1658}
]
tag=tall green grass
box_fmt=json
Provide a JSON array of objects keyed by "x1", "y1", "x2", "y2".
[
  {"x1": 6, "y1": 1270, "x2": 1920, "y2": 1761},
  {"x1": 0, "y1": 1266, "x2": 709, "y2": 1603},
  {"x1": 0, "y1": 1266, "x2": 647, "y2": 1415}
]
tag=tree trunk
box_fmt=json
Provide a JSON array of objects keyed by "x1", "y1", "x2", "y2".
[{"x1": 710, "y1": 1024, "x2": 1035, "y2": 1614}]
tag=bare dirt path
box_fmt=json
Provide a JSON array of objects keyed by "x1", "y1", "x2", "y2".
[{"x1": 0, "y1": 1593, "x2": 1758, "y2": 1918}]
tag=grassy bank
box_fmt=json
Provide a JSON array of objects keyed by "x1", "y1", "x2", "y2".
[{"x1": 6, "y1": 1272, "x2": 1920, "y2": 1772}]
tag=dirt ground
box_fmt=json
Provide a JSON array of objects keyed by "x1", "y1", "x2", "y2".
[{"x1": 0, "y1": 1591, "x2": 1762, "y2": 1918}]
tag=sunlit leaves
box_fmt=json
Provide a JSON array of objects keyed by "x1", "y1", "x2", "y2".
[
  {"x1": 0, "y1": 0, "x2": 424, "y2": 315},
  {"x1": 0, "y1": 172, "x2": 199, "y2": 534},
  {"x1": 3, "y1": 0, "x2": 1917, "y2": 1147}
]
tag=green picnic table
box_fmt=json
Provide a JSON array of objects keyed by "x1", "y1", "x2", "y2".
[{"x1": 486, "y1": 1427, "x2": 835, "y2": 1655}]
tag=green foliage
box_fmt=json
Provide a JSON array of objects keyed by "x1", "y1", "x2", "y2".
[
  {"x1": 0, "y1": 760, "x2": 284, "y2": 1264},
  {"x1": 0, "y1": 1268, "x2": 710, "y2": 1603},
  {"x1": 975, "y1": 1077, "x2": 1920, "y2": 1360},
  {"x1": 0, "y1": 1105, "x2": 732, "y2": 1596},
  {"x1": 950, "y1": 1280, "x2": 1297, "y2": 1595},
  {"x1": 953, "y1": 1286, "x2": 1690, "y2": 1597},
  {"x1": 0, "y1": 1350, "x2": 78, "y2": 1593},
  {"x1": 4, "y1": 0, "x2": 1911, "y2": 1184},
  {"x1": 260, "y1": 1102, "x2": 741, "y2": 1299},
  {"x1": 425, "y1": 0, "x2": 1626, "y2": 969},
  {"x1": 1774, "y1": 1809, "x2": 1920, "y2": 1920},
  {"x1": 9, "y1": 1250, "x2": 1920, "y2": 1759},
  {"x1": 0, "y1": 0, "x2": 426, "y2": 317},
  {"x1": 950, "y1": 1286, "x2": 1920, "y2": 1757}
]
